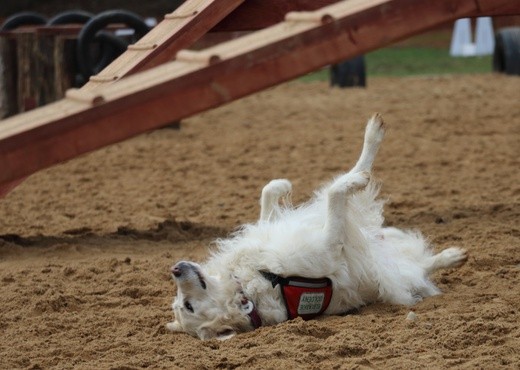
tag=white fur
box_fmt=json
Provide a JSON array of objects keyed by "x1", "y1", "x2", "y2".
[{"x1": 167, "y1": 114, "x2": 467, "y2": 340}]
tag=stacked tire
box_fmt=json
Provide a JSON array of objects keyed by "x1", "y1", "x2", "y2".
[{"x1": 493, "y1": 27, "x2": 520, "y2": 76}]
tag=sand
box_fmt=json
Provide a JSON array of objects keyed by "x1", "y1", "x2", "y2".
[{"x1": 0, "y1": 74, "x2": 519, "y2": 369}]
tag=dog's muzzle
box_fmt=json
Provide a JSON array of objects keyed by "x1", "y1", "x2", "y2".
[
  {"x1": 171, "y1": 262, "x2": 187, "y2": 277},
  {"x1": 171, "y1": 261, "x2": 196, "y2": 278},
  {"x1": 171, "y1": 261, "x2": 207, "y2": 289}
]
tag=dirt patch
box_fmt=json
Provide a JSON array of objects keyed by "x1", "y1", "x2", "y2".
[{"x1": 0, "y1": 74, "x2": 519, "y2": 369}]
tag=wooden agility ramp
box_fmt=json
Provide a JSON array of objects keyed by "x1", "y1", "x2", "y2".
[
  {"x1": 83, "y1": 0, "x2": 341, "y2": 90},
  {"x1": 0, "y1": 0, "x2": 518, "y2": 193}
]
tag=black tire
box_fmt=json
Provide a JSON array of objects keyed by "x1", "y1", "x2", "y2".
[
  {"x1": 47, "y1": 10, "x2": 94, "y2": 25},
  {"x1": 493, "y1": 27, "x2": 520, "y2": 75},
  {"x1": 93, "y1": 31, "x2": 129, "y2": 74},
  {"x1": 76, "y1": 9, "x2": 150, "y2": 80},
  {"x1": 330, "y1": 56, "x2": 366, "y2": 88},
  {"x1": 0, "y1": 12, "x2": 47, "y2": 31}
]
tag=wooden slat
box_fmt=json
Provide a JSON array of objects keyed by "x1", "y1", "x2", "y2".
[
  {"x1": 0, "y1": 0, "x2": 518, "y2": 187},
  {"x1": 82, "y1": 0, "x2": 245, "y2": 90}
]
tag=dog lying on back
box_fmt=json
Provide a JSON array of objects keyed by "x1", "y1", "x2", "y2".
[{"x1": 166, "y1": 114, "x2": 467, "y2": 340}]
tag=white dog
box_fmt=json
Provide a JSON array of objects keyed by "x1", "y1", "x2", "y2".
[{"x1": 166, "y1": 114, "x2": 467, "y2": 340}]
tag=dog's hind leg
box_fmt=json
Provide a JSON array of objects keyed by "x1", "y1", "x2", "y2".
[
  {"x1": 351, "y1": 113, "x2": 386, "y2": 174},
  {"x1": 259, "y1": 179, "x2": 292, "y2": 222},
  {"x1": 424, "y1": 247, "x2": 468, "y2": 274}
]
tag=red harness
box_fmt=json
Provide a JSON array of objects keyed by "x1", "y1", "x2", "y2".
[{"x1": 260, "y1": 271, "x2": 333, "y2": 320}]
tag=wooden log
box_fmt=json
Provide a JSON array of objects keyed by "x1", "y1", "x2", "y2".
[
  {"x1": 52, "y1": 35, "x2": 80, "y2": 100},
  {"x1": 34, "y1": 32, "x2": 57, "y2": 106},
  {"x1": 0, "y1": 37, "x2": 18, "y2": 119},
  {"x1": 13, "y1": 30, "x2": 79, "y2": 113},
  {"x1": 15, "y1": 32, "x2": 37, "y2": 112}
]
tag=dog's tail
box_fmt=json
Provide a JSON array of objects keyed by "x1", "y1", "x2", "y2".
[{"x1": 351, "y1": 113, "x2": 386, "y2": 174}]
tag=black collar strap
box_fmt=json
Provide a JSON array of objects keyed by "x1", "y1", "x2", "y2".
[
  {"x1": 260, "y1": 270, "x2": 289, "y2": 288},
  {"x1": 260, "y1": 270, "x2": 331, "y2": 288}
]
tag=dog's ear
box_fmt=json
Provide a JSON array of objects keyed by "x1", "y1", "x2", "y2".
[{"x1": 165, "y1": 320, "x2": 183, "y2": 332}]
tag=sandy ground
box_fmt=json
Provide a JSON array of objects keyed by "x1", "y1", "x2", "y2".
[{"x1": 0, "y1": 74, "x2": 519, "y2": 369}]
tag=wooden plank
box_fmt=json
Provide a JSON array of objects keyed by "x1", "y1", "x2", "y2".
[
  {"x1": 82, "y1": 0, "x2": 245, "y2": 90},
  {"x1": 0, "y1": 0, "x2": 519, "y2": 187}
]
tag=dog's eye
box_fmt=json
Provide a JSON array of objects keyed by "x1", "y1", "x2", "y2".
[{"x1": 184, "y1": 301, "x2": 194, "y2": 312}]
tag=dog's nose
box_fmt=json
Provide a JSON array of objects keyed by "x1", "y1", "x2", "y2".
[
  {"x1": 171, "y1": 266, "x2": 182, "y2": 277},
  {"x1": 171, "y1": 261, "x2": 190, "y2": 277}
]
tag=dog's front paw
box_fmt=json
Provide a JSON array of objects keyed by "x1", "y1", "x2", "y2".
[{"x1": 262, "y1": 179, "x2": 292, "y2": 198}]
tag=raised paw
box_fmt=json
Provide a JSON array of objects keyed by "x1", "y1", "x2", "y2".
[
  {"x1": 364, "y1": 113, "x2": 386, "y2": 145},
  {"x1": 260, "y1": 179, "x2": 293, "y2": 221},
  {"x1": 262, "y1": 179, "x2": 292, "y2": 199}
]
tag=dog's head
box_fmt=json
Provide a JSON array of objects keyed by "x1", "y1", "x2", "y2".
[{"x1": 166, "y1": 261, "x2": 256, "y2": 340}]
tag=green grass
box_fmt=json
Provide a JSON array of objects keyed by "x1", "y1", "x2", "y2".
[{"x1": 300, "y1": 47, "x2": 493, "y2": 82}]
